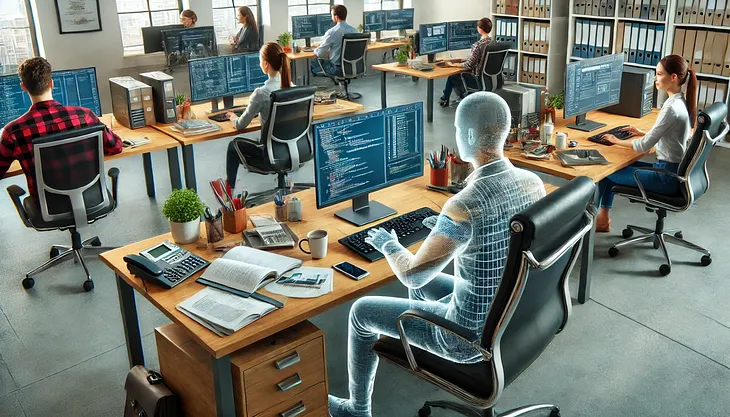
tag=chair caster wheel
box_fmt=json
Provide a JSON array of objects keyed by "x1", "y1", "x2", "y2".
[
  {"x1": 622, "y1": 228, "x2": 633, "y2": 238},
  {"x1": 83, "y1": 280, "x2": 94, "y2": 292},
  {"x1": 659, "y1": 264, "x2": 671, "y2": 276},
  {"x1": 674, "y1": 231, "x2": 683, "y2": 239},
  {"x1": 90, "y1": 237, "x2": 102, "y2": 246},
  {"x1": 701, "y1": 255, "x2": 712, "y2": 266},
  {"x1": 50, "y1": 247, "x2": 60, "y2": 259},
  {"x1": 418, "y1": 405, "x2": 431, "y2": 417},
  {"x1": 22, "y1": 277, "x2": 35, "y2": 290},
  {"x1": 550, "y1": 409, "x2": 562, "y2": 417},
  {"x1": 653, "y1": 240, "x2": 660, "y2": 249},
  {"x1": 608, "y1": 247, "x2": 619, "y2": 257}
]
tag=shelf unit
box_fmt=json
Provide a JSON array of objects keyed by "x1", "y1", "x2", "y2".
[{"x1": 492, "y1": 0, "x2": 570, "y2": 91}]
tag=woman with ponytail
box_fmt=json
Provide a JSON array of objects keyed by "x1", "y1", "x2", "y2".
[
  {"x1": 225, "y1": 42, "x2": 294, "y2": 190},
  {"x1": 595, "y1": 54, "x2": 697, "y2": 232}
]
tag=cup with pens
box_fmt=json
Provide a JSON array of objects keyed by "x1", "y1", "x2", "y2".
[
  {"x1": 203, "y1": 207, "x2": 225, "y2": 244},
  {"x1": 428, "y1": 145, "x2": 450, "y2": 187},
  {"x1": 274, "y1": 190, "x2": 288, "y2": 222},
  {"x1": 210, "y1": 178, "x2": 248, "y2": 234}
]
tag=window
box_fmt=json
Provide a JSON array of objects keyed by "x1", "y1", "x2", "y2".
[
  {"x1": 364, "y1": 0, "x2": 412, "y2": 38},
  {"x1": 288, "y1": 0, "x2": 333, "y2": 32},
  {"x1": 116, "y1": 0, "x2": 184, "y2": 55},
  {"x1": 212, "y1": 0, "x2": 260, "y2": 46},
  {"x1": 0, "y1": 0, "x2": 37, "y2": 74}
]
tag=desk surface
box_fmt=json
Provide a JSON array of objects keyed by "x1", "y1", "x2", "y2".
[
  {"x1": 152, "y1": 98, "x2": 365, "y2": 146},
  {"x1": 5, "y1": 114, "x2": 180, "y2": 178},
  {"x1": 371, "y1": 62, "x2": 464, "y2": 80},
  {"x1": 99, "y1": 175, "x2": 556, "y2": 359},
  {"x1": 506, "y1": 110, "x2": 661, "y2": 182},
  {"x1": 287, "y1": 40, "x2": 410, "y2": 61}
]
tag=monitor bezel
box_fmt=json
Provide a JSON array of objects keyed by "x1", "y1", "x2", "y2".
[
  {"x1": 563, "y1": 54, "x2": 624, "y2": 119},
  {"x1": 142, "y1": 24, "x2": 184, "y2": 54},
  {"x1": 362, "y1": 10, "x2": 386, "y2": 33},
  {"x1": 384, "y1": 8, "x2": 415, "y2": 31},
  {"x1": 161, "y1": 26, "x2": 218, "y2": 68},
  {"x1": 446, "y1": 20, "x2": 480, "y2": 51},
  {"x1": 419, "y1": 22, "x2": 449, "y2": 56},
  {"x1": 187, "y1": 53, "x2": 262, "y2": 103}
]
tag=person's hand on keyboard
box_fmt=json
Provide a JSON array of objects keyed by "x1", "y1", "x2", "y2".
[
  {"x1": 422, "y1": 216, "x2": 439, "y2": 230},
  {"x1": 225, "y1": 112, "x2": 238, "y2": 123},
  {"x1": 600, "y1": 133, "x2": 620, "y2": 145},
  {"x1": 365, "y1": 228, "x2": 398, "y2": 252},
  {"x1": 619, "y1": 126, "x2": 644, "y2": 136}
]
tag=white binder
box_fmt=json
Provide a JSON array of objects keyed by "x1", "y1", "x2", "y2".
[
  {"x1": 623, "y1": 23, "x2": 632, "y2": 62},
  {"x1": 603, "y1": 23, "x2": 611, "y2": 56},
  {"x1": 596, "y1": 23, "x2": 605, "y2": 57}
]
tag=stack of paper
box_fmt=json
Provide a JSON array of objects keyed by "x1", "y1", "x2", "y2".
[
  {"x1": 177, "y1": 287, "x2": 276, "y2": 336},
  {"x1": 170, "y1": 120, "x2": 222, "y2": 136}
]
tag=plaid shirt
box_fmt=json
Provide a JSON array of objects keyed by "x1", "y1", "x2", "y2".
[
  {"x1": 0, "y1": 100, "x2": 122, "y2": 200},
  {"x1": 462, "y1": 37, "x2": 493, "y2": 74}
]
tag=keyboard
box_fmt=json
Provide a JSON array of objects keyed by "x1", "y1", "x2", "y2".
[
  {"x1": 588, "y1": 125, "x2": 635, "y2": 145},
  {"x1": 208, "y1": 107, "x2": 246, "y2": 123},
  {"x1": 339, "y1": 207, "x2": 439, "y2": 262}
]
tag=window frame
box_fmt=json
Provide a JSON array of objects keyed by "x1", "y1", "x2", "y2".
[
  {"x1": 0, "y1": 0, "x2": 40, "y2": 73},
  {"x1": 212, "y1": 0, "x2": 262, "y2": 45},
  {"x1": 115, "y1": 0, "x2": 184, "y2": 55},
  {"x1": 288, "y1": 0, "x2": 335, "y2": 18},
  {"x1": 364, "y1": 0, "x2": 404, "y2": 11}
]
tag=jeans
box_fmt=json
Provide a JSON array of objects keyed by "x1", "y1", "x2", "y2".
[
  {"x1": 597, "y1": 160, "x2": 681, "y2": 209},
  {"x1": 441, "y1": 73, "x2": 480, "y2": 101},
  {"x1": 226, "y1": 138, "x2": 260, "y2": 189},
  {"x1": 311, "y1": 59, "x2": 338, "y2": 76}
]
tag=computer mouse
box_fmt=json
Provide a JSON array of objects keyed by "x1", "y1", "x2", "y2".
[{"x1": 569, "y1": 140, "x2": 578, "y2": 148}]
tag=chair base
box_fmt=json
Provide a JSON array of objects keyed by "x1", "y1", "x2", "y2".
[{"x1": 418, "y1": 401, "x2": 560, "y2": 417}]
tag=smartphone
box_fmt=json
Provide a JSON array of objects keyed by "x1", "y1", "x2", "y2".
[{"x1": 333, "y1": 261, "x2": 370, "y2": 281}]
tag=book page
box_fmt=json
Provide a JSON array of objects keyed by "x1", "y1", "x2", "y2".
[
  {"x1": 223, "y1": 246, "x2": 302, "y2": 276},
  {"x1": 177, "y1": 288, "x2": 275, "y2": 335},
  {"x1": 202, "y1": 258, "x2": 276, "y2": 293}
]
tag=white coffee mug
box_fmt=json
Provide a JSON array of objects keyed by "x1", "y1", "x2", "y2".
[
  {"x1": 299, "y1": 230, "x2": 328, "y2": 259},
  {"x1": 556, "y1": 132, "x2": 568, "y2": 150}
]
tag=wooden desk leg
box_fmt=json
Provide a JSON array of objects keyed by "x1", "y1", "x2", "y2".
[
  {"x1": 427, "y1": 79, "x2": 434, "y2": 123},
  {"x1": 380, "y1": 71, "x2": 387, "y2": 109},
  {"x1": 166, "y1": 147, "x2": 183, "y2": 190},
  {"x1": 212, "y1": 355, "x2": 236, "y2": 417},
  {"x1": 143, "y1": 153, "x2": 155, "y2": 198},
  {"x1": 116, "y1": 274, "x2": 145, "y2": 367},
  {"x1": 181, "y1": 144, "x2": 197, "y2": 192},
  {"x1": 578, "y1": 185, "x2": 599, "y2": 304}
]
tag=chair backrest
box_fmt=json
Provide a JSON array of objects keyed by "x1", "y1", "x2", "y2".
[
  {"x1": 32, "y1": 124, "x2": 110, "y2": 229},
  {"x1": 260, "y1": 86, "x2": 318, "y2": 173},
  {"x1": 676, "y1": 102, "x2": 728, "y2": 206},
  {"x1": 481, "y1": 176, "x2": 595, "y2": 399},
  {"x1": 482, "y1": 42, "x2": 511, "y2": 92},
  {"x1": 340, "y1": 33, "x2": 370, "y2": 78}
]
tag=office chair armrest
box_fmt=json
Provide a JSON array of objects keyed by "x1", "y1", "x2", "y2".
[
  {"x1": 396, "y1": 309, "x2": 492, "y2": 373},
  {"x1": 108, "y1": 167, "x2": 120, "y2": 206},
  {"x1": 631, "y1": 167, "x2": 687, "y2": 204},
  {"x1": 6, "y1": 185, "x2": 32, "y2": 228}
]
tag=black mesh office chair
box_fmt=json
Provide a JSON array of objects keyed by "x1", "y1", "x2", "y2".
[
  {"x1": 373, "y1": 177, "x2": 596, "y2": 417},
  {"x1": 608, "y1": 102, "x2": 729, "y2": 276},
  {"x1": 6, "y1": 125, "x2": 120, "y2": 292},
  {"x1": 316, "y1": 33, "x2": 370, "y2": 100},
  {"x1": 233, "y1": 86, "x2": 317, "y2": 206},
  {"x1": 460, "y1": 42, "x2": 511, "y2": 95}
]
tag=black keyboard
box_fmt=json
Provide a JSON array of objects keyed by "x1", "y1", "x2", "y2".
[
  {"x1": 208, "y1": 107, "x2": 246, "y2": 123},
  {"x1": 339, "y1": 207, "x2": 439, "y2": 262},
  {"x1": 588, "y1": 125, "x2": 635, "y2": 145}
]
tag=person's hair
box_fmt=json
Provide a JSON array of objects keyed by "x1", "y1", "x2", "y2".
[
  {"x1": 660, "y1": 54, "x2": 697, "y2": 128},
  {"x1": 477, "y1": 17, "x2": 492, "y2": 34},
  {"x1": 238, "y1": 6, "x2": 258, "y2": 34},
  {"x1": 332, "y1": 5, "x2": 348, "y2": 20},
  {"x1": 181, "y1": 9, "x2": 197, "y2": 24},
  {"x1": 18, "y1": 57, "x2": 52, "y2": 96},
  {"x1": 261, "y1": 42, "x2": 292, "y2": 89}
]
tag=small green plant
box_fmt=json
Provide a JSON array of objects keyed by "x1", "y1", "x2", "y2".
[
  {"x1": 278, "y1": 32, "x2": 293, "y2": 47},
  {"x1": 545, "y1": 90, "x2": 565, "y2": 110},
  {"x1": 357, "y1": 24, "x2": 364, "y2": 33},
  {"x1": 396, "y1": 44, "x2": 410, "y2": 64},
  {"x1": 175, "y1": 93, "x2": 186, "y2": 106},
  {"x1": 162, "y1": 189, "x2": 205, "y2": 223}
]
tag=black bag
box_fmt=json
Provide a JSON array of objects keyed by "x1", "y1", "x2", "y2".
[{"x1": 124, "y1": 365, "x2": 180, "y2": 417}]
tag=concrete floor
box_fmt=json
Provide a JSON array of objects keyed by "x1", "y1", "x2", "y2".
[{"x1": 1, "y1": 73, "x2": 730, "y2": 417}]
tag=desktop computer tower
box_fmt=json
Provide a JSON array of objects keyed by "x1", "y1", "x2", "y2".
[
  {"x1": 603, "y1": 67, "x2": 655, "y2": 118},
  {"x1": 109, "y1": 76, "x2": 156, "y2": 129},
  {"x1": 495, "y1": 84, "x2": 538, "y2": 127},
  {"x1": 139, "y1": 71, "x2": 177, "y2": 124}
]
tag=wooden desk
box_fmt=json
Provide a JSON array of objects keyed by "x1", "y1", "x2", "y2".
[
  {"x1": 100, "y1": 175, "x2": 556, "y2": 417},
  {"x1": 150, "y1": 98, "x2": 365, "y2": 192},
  {"x1": 372, "y1": 62, "x2": 464, "y2": 123}
]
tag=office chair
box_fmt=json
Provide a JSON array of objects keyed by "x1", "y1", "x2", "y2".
[
  {"x1": 315, "y1": 33, "x2": 370, "y2": 100},
  {"x1": 460, "y1": 42, "x2": 511, "y2": 95},
  {"x1": 608, "y1": 102, "x2": 729, "y2": 276},
  {"x1": 233, "y1": 86, "x2": 318, "y2": 206},
  {"x1": 373, "y1": 176, "x2": 596, "y2": 417},
  {"x1": 6, "y1": 125, "x2": 121, "y2": 292}
]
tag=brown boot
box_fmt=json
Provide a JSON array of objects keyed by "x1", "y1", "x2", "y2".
[{"x1": 596, "y1": 209, "x2": 611, "y2": 233}]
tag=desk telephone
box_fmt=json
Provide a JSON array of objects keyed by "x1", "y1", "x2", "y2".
[{"x1": 123, "y1": 241, "x2": 209, "y2": 289}]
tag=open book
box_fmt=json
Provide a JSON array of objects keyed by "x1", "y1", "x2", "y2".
[{"x1": 177, "y1": 287, "x2": 276, "y2": 336}]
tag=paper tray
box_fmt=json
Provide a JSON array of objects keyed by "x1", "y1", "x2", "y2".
[
  {"x1": 242, "y1": 223, "x2": 299, "y2": 250},
  {"x1": 556, "y1": 149, "x2": 609, "y2": 166}
]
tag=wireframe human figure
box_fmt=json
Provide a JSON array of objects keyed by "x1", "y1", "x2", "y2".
[{"x1": 328, "y1": 92, "x2": 546, "y2": 417}]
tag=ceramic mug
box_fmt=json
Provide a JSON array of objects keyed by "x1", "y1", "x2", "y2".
[{"x1": 299, "y1": 230, "x2": 328, "y2": 259}]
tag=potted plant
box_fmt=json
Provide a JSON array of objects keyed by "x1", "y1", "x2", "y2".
[
  {"x1": 162, "y1": 189, "x2": 206, "y2": 244},
  {"x1": 357, "y1": 24, "x2": 364, "y2": 33},
  {"x1": 543, "y1": 90, "x2": 564, "y2": 123},
  {"x1": 278, "y1": 32, "x2": 293, "y2": 53},
  {"x1": 396, "y1": 44, "x2": 410, "y2": 67},
  {"x1": 175, "y1": 94, "x2": 187, "y2": 121}
]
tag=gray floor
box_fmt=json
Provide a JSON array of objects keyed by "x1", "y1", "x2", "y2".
[{"x1": 1, "y1": 73, "x2": 730, "y2": 417}]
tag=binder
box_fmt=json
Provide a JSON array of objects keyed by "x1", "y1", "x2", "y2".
[
  {"x1": 652, "y1": 25, "x2": 664, "y2": 65},
  {"x1": 528, "y1": 57, "x2": 536, "y2": 83},
  {"x1": 540, "y1": 24, "x2": 549, "y2": 53},
  {"x1": 697, "y1": 0, "x2": 709, "y2": 22},
  {"x1": 675, "y1": 0, "x2": 686, "y2": 22},
  {"x1": 588, "y1": 21, "x2": 598, "y2": 58},
  {"x1": 649, "y1": 0, "x2": 660, "y2": 19},
  {"x1": 618, "y1": 0, "x2": 628, "y2": 16},
  {"x1": 637, "y1": 24, "x2": 648, "y2": 64},
  {"x1": 595, "y1": 22, "x2": 605, "y2": 57},
  {"x1": 504, "y1": 19, "x2": 511, "y2": 44},
  {"x1": 600, "y1": 0, "x2": 608, "y2": 15},
  {"x1": 538, "y1": 0, "x2": 546, "y2": 17},
  {"x1": 702, "y1": 31, "x2": 716, "y2": 74},
  {"x1": 714, "y1": 0, "x2": 726, "y2": 25},
  {"x1": 528, "y1": 0, "x2": 536, "y2": 16},
  {"x1": 641, "y1": 0, "x2": 651, "y2": 18},
  {"x1": 698, "y1": 81, "x2": 708, "y2": 110},
  {"x1": 633, "y1": 0, "x2": 642, "y2": 17},
  {"x1": 623, "y1": 22, "x2": 632, "y2": 61},
  {"x1": 713, "y1": 33, "x2": 727, "y2": 75},
  {"x1": 616, "y1": 22, "x2": 625, "y2": 55},
  {"x1": 682, "y1": 30, "x2": 696, "y2": 66},
  {"x1": 511, "y1": 20, "x2": 518, "y2": 47},
  {"x1": 672, "y1": 29, "x2": 685, "y2": 56},
  {"x1": 522, "y1": 21, "x2": 529, "y2": 50},
  {"x1": 523, "y1": 0, "x2": 530, "y2": 16},
  {"x1": 575, "y1": 0, "x2": 585, "y2": 15},
  {"x1": 601, "y1": 23, "x2": 611, "y2": 56},
  {"x1": 643, "y1": 25, "x2": 655, "y2": 65},
  {"x1": 693, "y1": 30, "x2": 706, "y2": 70},
  {"x1": 726, "y1": 0, "x2": 730, "y2": 27},
  {"x1": 531, "y1": 21, "x2": 538, "y2": 51},
  {"x1": 706, "y1": 81, "x2": 717, "y2": 108},
  {"x1": 629, "y1": 23, "x2": 640, "y2": 63},
  {"x1": 607, "y1": 0, "x2": 616, "y2": 16},
  {"x1": 539, "y1": 59, "x2": 547, "y2": 85},
  {"x1": 496, "y1": 19, "x2": 504, "y2": 42},
  {"x1": 689, "y1": 0, "x2": 701, "y2": 24},
  {"x1": 706, "y1": 0, "x2": 717, "y2": 24},
  {"x1": 723, "y1": 37, "x2": 730, "y2": 76},
  {"x1": 521, "y1": 55, "x2": 529, "y2": 83},
  {"x1": 715, "y1": 83, "x2": 728, "y2": 105},
  {"x1": 573, "y1": 20, "x2": 583, "y2": 57},
  {"x1": 585, "y1": 0, "x2": 594, "y2": 15},
  {"x1": 546, "y1": 0, "x2": 552, "y2": 16},
  {"x1": 581, "y1": 20, "x2": 590, "y2": 58},
  {"x1": 658, "y1": 0, "x2": 668, "y2": 21},
  {"x1": 592, "y1": 0, "x2": 601, "y2": 16},
  {"x1": 684, "y1": 0, "x2": 694, "y2": 22}
]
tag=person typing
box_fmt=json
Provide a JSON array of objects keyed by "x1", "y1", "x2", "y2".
[{"x1": 311, "y1": 5, "x2": 358, "y2": 77}]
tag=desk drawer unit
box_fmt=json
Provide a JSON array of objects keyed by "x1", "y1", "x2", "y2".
[{"x1": 254, "y1": 382, "x2": 327, "y2": 417}]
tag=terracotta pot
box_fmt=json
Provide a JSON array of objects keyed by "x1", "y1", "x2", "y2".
[{"x1": 283, "y1": 46, "x2": 292, "y2": 53}]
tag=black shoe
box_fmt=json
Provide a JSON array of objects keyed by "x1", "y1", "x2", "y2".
[{"x1": 439, "y1": 97, "x2": 449, "y2": 107}]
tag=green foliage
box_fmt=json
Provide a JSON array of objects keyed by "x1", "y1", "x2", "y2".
[
  {"x1": 396, "y1": 44, "x2": 410, "y2": 64},
  {"x1": 175, "y1": 94, "x2": 186, "y2": 106},
  {"x1": 357, "y1": 24, "x2": 364, "y2": 33},
  {"x1": 162, "y1": 189, "x2": 205, "y2": 223},
  {"x1": 545, "y1": 91, "x2": 565, "y2": 110},
  {"x1": 278, "y1": 32, "x2": 293, "y2": 47}
]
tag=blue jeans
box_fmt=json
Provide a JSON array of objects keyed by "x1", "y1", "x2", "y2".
[
  {"x1": 597, "y1": 160, "x2": 680, "y2": 209},
  {"x1": 441, "y1": 73, "x2": 479, "y2": 101},
  {"x1": 311, "y1": 59, "x2": 338, "y2": 76}
]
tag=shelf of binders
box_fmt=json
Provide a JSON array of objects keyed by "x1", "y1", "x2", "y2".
[{"x1": 673, "y1": 0, "x2": 730, "y2": 28}]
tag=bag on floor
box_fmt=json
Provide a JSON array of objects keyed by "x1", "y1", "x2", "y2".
[{"x1": 124, "y1": 365, "x2": 180, "y2": 417}]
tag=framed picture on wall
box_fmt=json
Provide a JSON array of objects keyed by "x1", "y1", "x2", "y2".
[{"x1": 55, "y1": 0, "x2": 102, "y2": 34}]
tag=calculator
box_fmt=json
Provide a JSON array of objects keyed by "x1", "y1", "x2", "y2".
[{"x1": 139, "y1": 240, "x2": 210, "y2": 288}]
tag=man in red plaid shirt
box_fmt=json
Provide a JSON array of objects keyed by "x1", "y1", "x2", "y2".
[{"x1": 0, "y1": 57, "x2": 122, "y2": 203}]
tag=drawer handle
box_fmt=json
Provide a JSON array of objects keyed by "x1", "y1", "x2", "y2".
[
  {"x1": 280, "y1": 401, "x2": 306, "y2": 417},
  {"x1": 277, "y1": 373, "x2": 302, "y2": 392},
  {"x1": 275, "y1": 351, "x2": 301, "y2": 370}
]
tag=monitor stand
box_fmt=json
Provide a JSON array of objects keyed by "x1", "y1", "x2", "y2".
[
  {"x1": 567, "y1": 113, "x2": 607, "y2": 132},
  {"x1": 305, "y1": 39, "x2": 312, "y2": 48},
  {"x1": 335, "y1": 194, "x2": 397, "y2": 227},
  {"x1": 210, "y1": 96, "x2": 236, "y2": 113},
  {"x1": 376, "y1": 31, "x2": 382, "y2": 41},
  {"x1": 427, "y1": 54, "x2": 436, "y2": 63}
]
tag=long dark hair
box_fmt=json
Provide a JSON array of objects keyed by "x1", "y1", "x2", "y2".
[
  {"x1": 660, "y1": 54, "x2": 698, "y2": 128},
  {"x1": 238, "y1": 6, "x2": 258, "y2": 35},
  {"x1": 261, "y1": 42, "x2": 292, "y2": 89}
]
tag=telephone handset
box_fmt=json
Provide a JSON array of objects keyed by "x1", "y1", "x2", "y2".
[
  {"x1": 123, "y1": 254, "x2": 169, "y2": 288},
  {"x1": 124, "y1": 241, "x2": 210, "y2": 289}
]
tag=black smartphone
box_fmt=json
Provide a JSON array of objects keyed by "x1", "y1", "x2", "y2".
[{"x1": 333, "y1": 261, "x2": 370, "y2": 281}]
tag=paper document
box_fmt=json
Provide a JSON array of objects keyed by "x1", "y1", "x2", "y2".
[
  {"x1": 177, "y1": 287, "x2": 277, "y2": 336},
  {"x1": 265, "y1": 267, "x2": 335, "y2": 299}
]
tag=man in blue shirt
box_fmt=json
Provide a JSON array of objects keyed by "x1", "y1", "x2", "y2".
[{"x1": 311, "y1": 5, "x2": 359, "y2": 76}]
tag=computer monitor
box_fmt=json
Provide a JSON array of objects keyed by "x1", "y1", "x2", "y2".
[
  {"x1": 313, "y1": 102, "x2": 424, "y2": 226},
  {"x1": 292, "y1": 14, "x2": 335, "y2": 45},
  {"x1": 0, "y1": 67, "x2": 102, "y2": 128},
  {"x1": 385, "y1": 9, "x2": 415, "y2": 31},
  {"x1": 447, "y1": 20, "x2": 479, "y2": 51},
  {"x1": 419, "y1": 23, "x2": 448, "y2": 58},
  {"x1": 564, "y1": 54, "x2": 624, "y2": 132},
  {"x1": 363, "y1": 11, "x2": 386, "y2": 32},
  {"x1": 188, "y1": 53, "x2": 267, "y2": 110},
  {"x1": 142, "y1": 24, "x2": 184, "y2": 54},
  {"x1": 162, "y1": 26, "x2": 218, "y2": 68}
]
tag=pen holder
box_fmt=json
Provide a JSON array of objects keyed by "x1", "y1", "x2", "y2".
[
  {"x1": 287, "y1": 197, "x2": 303, "y2": 222},
  {"x1": 430, "y1": 167, "x2": 449, "y2": 187},
  {"x1": 222, "y1": 207, "x2": 248, "y2": 234},
  {"x1": 275, "y1": 202, "x2": 288, "y2": 222},
  {"x1": 205, "y1": 217, "x2": 225, "y2": 244}
]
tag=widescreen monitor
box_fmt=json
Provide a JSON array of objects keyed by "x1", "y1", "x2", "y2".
[
  {"x1": 292, "y1": 14, "x2": 334, "y2": 40},
  {"x1": 162, "y1": 26, "x2": 218, "y2": 67},
  {"x1": 188, "y1": 53, "x2": 267, "y2": 103},
  {"x1": 564, "y1": 53, "x2": 624, "y2": 131},
  {"x1": 385, "y1": 9, "x2": 415, "y2": 30},
  {"x1": 363, "y1": 11, "x2": 386, "y2": 32},
  {"x1": 447, "y1": 20, "x2": 479, "y2": 51},
  {"x1": 142, "y1": 24, "x2": 184, "y2": 54},
  {"x1": 419, "y1": 23, "x2": 448, "y2": 56}
]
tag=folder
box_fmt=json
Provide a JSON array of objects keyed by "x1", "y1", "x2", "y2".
[
  {"x1": 706, "y1": 81, "x2": 717, "y2": 108},
  {"x1": 683, "y1": 0, "x2": 694, "y2": 22},
  {"x1": 713, "y1": 33, "x2": 727, "y2": 75},
  {"x1": 528, "y1": 57, "x2": 536, "y2": 83},
  {"x1": 595, "y1": 22, "x2": 605, "y2": 57},
  {"x1": 683, "y1": 30, "x2": 697, "y2": 67},
  {"x1": 649, "y1": 0, "x2": 660, "y2": 19},
  {"x1": 636, "y1": 24, "x2": 648, "y2": 64},
  {"x1": 504, "y1": 19, "x2": 511, "y2": 44},
  {"x1": 641, "y1": 0, "x2": 651, "y2": 18},
  {"x1": 703, "y1": 31, "x2": 716, "y2": 74},
  {"x1": 726, "y1": 1, "x2": 730, "y2": 29},
  {"x1": 545, "y1": 0, "x2": 552, "y2": 16},
  {"x1": 573, "y1": 20, "x2": 582, "y2": 57},
  {"x1": 599, "y1": 0, "x2": 608, "y2": 15},
  {"x1": 592, "y1": 0, "x2": 601, "y2": 16},
  {"x1": 672, "y1": 29, "x2": 685, "y2": 56},
  {"x1": 511, "y1": 20, "x2": 518, "y2": 47},
  {"x1": 531, "y1": 21, "x2": 538, "y2": 51},
  {"x1": 541, "y1": 24, "x2": 549, "y2": 53},
  {"x1": 675, "y1": 0, "x2": 686, "y2": 22},
  {"x1": 539, "y1": 59, "x2": 547, "y2": 85},
  {"x1": 698, "y1": 81, "x2": 708, "y2": 110},
  {"x1": 697, "y1": 0, "x2": 709, "y2": 22},
  {"x1": 522, "y1": 21, "x2": 529, "y2": 50},
  {"x1": 652, "y1": 25, "x2": 664, "y2": 65},
  {"x1": 706, "y1": 0, "x2": 717, "y2": 23},
  {"x1": 690, "y1": 0, "x2": 701, "y2": 23},
  {"x1": 723, "y1": 37, "x2": 730, "y2": 76},
  {"x1": 528, "y1": 0, "x2": 536, "y2": 16},
  {"x1": 632, "y1": 0, "x2": 642, "y2": 17},
  {"x1": 658, "y1": 0, "x2": 668, "y2": 20},
  {"x1": 608, "y1": 0, "x2": 616, "y2": 16},
  {"x1": 588, "y1": 21, "x2": 598, "y2": 58},
  {"x1": 618, "y1": 0, "x2": 628, "y2": 16},
  {"x1": 538, "y1": 0, "x2": 546, "y2": 17},
  {"x1": 575, "y1": 0, "x2": 585, "y2": 15},
  {"x1": 715, "y1": 82, "x2": 727, "y2": 105},
  {"x1": 581, "y1": 20, "x2": 590, "y2": 58},
  {"x1": 521, "y1": 56, "x2": 529, "y2": 83},
  {"x1": 629, "y1": 23, "x2": 639, "y2": 63},
  {"x1": 643, "y1": 25, "x2": 655, "y2": 65},
  {"x1": 714, "y1": 0, "x2": 726, "y2": 25},
  {"x1": 693, "y1": 30, "x2": 706, "y2": 70},
  {"x1": 623, "y1": 22, "x2": 632, "y2": 61},
  {"x1": 616, "y1": 22, "x2": 625, "y2": 55}
]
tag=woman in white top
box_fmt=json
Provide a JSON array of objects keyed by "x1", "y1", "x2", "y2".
[
  {"x1": 225, "y1": 42, "x2": 292, "y2": 191},
  {"x1": 595, "y1": 54, "x2": 697, "y2": 232}
]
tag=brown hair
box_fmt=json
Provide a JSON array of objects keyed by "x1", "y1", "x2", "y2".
[
  {"x1": 18, "y1": 57, "x2": 52, "y2": 96},
  {"x1": 261, "y1": 42, "x2": 292, "y2": 89},
  {"x1": 332, "y1": 5, "x2": 348, "y2": 20},
  {"x1": 181, "y1": 9, "x2": 197, "y2": 25},
  {"x1": 660, "y1": 54, "x2": 698, "y2": 128},
  {"x1": 478, "y1": 17, "x2": 492, "y2": 34},
  {"x1": 238, "y1": 6, "x2": 258, "y2": 35}
]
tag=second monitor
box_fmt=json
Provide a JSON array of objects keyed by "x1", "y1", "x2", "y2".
[
  {"x1": 564, "y1": 54, "x2": 624, "y2": 131},
  {"x1": 292, "y1": 14, "x2": 335, "y2": 44},
  {"x1": 363, "y1": 8, "x2": 415, "y2": 33},
  {"x1": 188, "y1": 53, "x2": 267, "y2": 110},
  {"x1": 447, "y1": 20, "x2": 479, "y2": 51}
]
